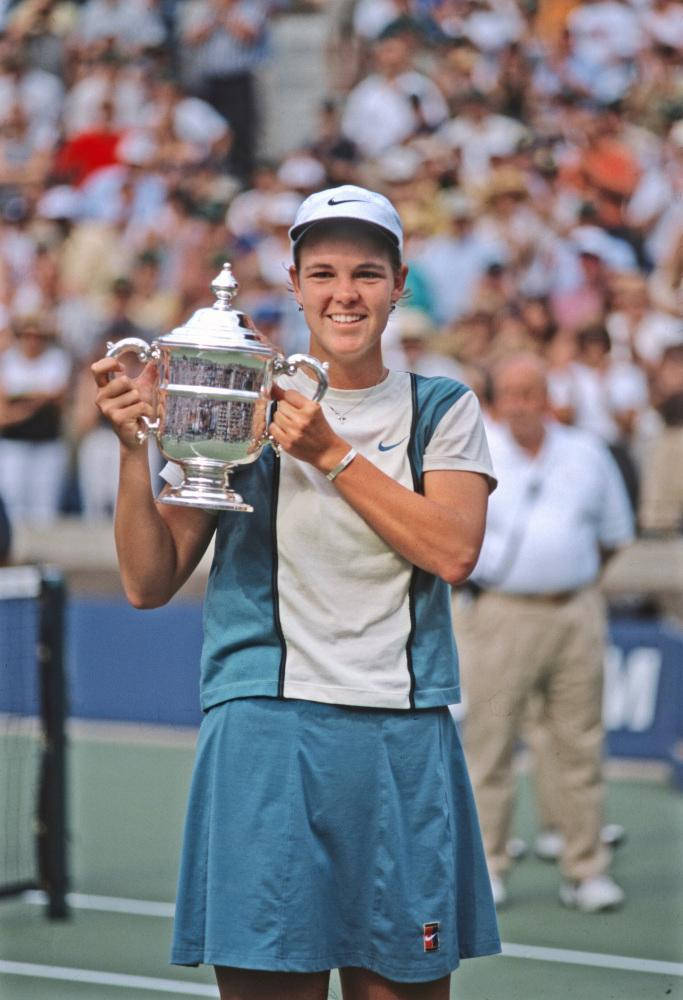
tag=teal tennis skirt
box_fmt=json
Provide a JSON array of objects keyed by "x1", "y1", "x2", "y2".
[{"x1": 171, "y1": 697, "x2": 500, "y2": 982}]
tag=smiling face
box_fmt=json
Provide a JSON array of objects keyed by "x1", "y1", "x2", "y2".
[{"x1": 289, "y1": 222, "x2": 407, "y2": 385}]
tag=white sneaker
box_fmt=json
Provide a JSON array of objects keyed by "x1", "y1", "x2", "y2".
[
  {"x1": 536, "y1": 825, "x2": 626, "y2": 862},
  {"x1": 535, "y1": 829, "x2": 564, "y2": 861},
  {"x1": 559, "y1": 875, "x2": 625, "y2": 913},
  {"x1": 490, "y1": 874, "x2": 507, "y2": 907},
  {"x1": 506, "y1": 836, "x2": 528, "y2": 861},
  {"x1": 601, "y1": 823, "x2": 626, "y2": 848}
]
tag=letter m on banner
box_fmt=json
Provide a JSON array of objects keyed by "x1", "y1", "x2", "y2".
[{"x1": 603, "y1": 645, "x2": 662, "y2": 733}]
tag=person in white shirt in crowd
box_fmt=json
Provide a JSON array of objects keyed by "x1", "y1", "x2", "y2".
[
  {"x1": 410, "y1": 189, "x2": 499, "y2": 325},
  {"x1": 638, "y1": 342, "x2": 683, "y2": 538},
  {"x1": 0, "y1": 312, "x2": 71, "y2": 522},
  {"x1": 0, "y1": 101, "x2": 54, "y2": 187},
  {"x1": 605, "y1": 271, "x2": 683, "y2": 372},
  {"x1": 457, "y1": 0, "x2": 524, "y2": 55},
  {"x1": 456, "y1": 353, "x2": 634, "y2": 912},
  {"x1": 10, "y1": 241, "x2": 99, "y2": 363},
  {"x1": 436, "y1": 89, "x2": 527, "y2": 186},
  {"x1": 639, "y1": 0, "x2": 683, "y2": 52},
  {"x1": 0, "y1": 51, "x2": 63, "y2": 137},
  {"x1": 547, "y1": 324, "x2": 648, "y2": 509},
  {"x1": 566, "y1": 0, "x2": 641, "y2": 104},
  {"x1": 382, "y1": 306, "x2": 464, "y2": 380},
  {"x1": 178, "y1": 0, "x2": 271, "y2": 181},
  {"x1": 61, "y1": 54, "x2": 137, "y2": 138},
  {"x1": 140, "y1": 76, "x2": 232, "y2": 168},
  {"x1": 341, "y1": 25, "x2": 448, "y2": 159},
  {"x1": 75, "y1": 0, "x2": 166, "y2": 57}
]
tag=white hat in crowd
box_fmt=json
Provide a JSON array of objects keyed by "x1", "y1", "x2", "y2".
[
  {"x1": 277, "y1": 154, "x2": 326, "y2": 191},
  {"x1": 36, "y1": 185, "x2": 83, "y2": 220},
  {"x1": 289, "y1": 184, "x2": 403, "y2": 256}
]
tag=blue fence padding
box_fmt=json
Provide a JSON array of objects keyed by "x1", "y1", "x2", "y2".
[
  {"x1": 3, "y1": 596, "x2": 682, "y2": 765},
  {"x1": 66, "y1": 597, "x2": 204, "y2": 727},
  {"x1": 605, "y1": 617, "x2": 683, "y2": 761},
  {"x1": 0, "y1": 598, "x2": 40, "y2": 715}
]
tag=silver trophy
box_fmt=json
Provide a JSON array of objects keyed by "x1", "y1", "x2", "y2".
[{"x1": 105, "y1": 263, "x2": 328, "y2": 512}]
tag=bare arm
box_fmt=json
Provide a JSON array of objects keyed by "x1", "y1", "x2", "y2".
[
  {"x1": 269, "y1": 388, "x2": 489, "y2": 584},
  {"x1": 331, "y1": 458, "x2": 488, "y2": 584},
  {"x1": 92, "y1": 356, "x2": 216, "y2": 608}
]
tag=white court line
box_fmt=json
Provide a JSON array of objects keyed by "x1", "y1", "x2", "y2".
[
  {"x1": 22, "y1": 890, "x2": 175, "y2": 918},
  {"x1": 501, "y1": 942, "x2": 683, "y2": 977},
  {"x1": 15, "y1": 891, "x2": 683, "y2": 980},
  {"x1": 0, "y1": 960, "x2": 218, "y2": 996}
]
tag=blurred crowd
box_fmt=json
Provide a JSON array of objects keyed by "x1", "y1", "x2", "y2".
[{"x1": 0, "y1": 0, "x2": 681, "y2": 533}]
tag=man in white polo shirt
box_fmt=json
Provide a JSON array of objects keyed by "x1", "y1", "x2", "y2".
[{"x1": 457, "y1": 354, "x2": 633, "y2": 912}]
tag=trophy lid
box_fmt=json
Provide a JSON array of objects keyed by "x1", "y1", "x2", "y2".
[{"x1": 158, "y1": 263, "x2": 270, "y2": 351}]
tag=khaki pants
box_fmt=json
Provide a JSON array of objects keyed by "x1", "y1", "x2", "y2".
[{"x1": 455, "y1": 587, "x2": 610, "y2": 882}]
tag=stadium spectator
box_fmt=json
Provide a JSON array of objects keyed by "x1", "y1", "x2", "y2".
[
  {"x1": 547, "y1": 324, "x2": 648, "y2": 507},
  {"x1": 178, "y1": 0, "x2": 272, "y2": 181},
  {"x1": 437, "y1": 89, "x2": 528, "y2": 185},
  {"x1": 410, "y1": 189, "x2": 498, "y2": 325},
  {"x1": 383, "y1": 305, "x2": 464, "y2": 379},
  {"x1": 455, "y1": 353, "x2": 634, "y2": 911},
  {"x1": 639, "y1": 343, "x2": 683, "y2": 537},
  {"x1": 0, "y1": 101, "x2": 53, "y2": 187},
  {"x1": 341, "y1": 25, "x2": 448, "y2": 158},
  {"x1": 73, "y1": 0, "x2": 166, "y2": 58},
  {"x1": 53, "y1": 97, "x2": 123, "y2": 185},
  {"x1": 0, "y1": 313, "x2": 70, "y2": 522},
  {"x1": 0, "y1": 51, "x2": 63, "y2": 134},
  {"x1": 143, "y1": 76, "x2": 233, "y2": 170},
  {"x1": 124, "y1": 249, "x2": 182, "y2": 338},
  {"x1": 308, "y1": 98, "x2": 360, "y2": 186}
]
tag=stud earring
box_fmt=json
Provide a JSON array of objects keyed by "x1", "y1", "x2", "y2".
[
  {"x1": 390, "y1": 304, "x2": 396, "y2": 312},
  {"x1": 298, "y1": 305, "x2": 303, "y2": 312}
]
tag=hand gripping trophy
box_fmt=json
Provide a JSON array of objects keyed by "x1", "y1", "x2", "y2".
[{"x1": 105, "y1": 263, "x2": 328, "y2": 512}]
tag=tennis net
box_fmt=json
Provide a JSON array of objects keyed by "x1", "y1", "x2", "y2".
[{"x1": 0, "y1": 565, "x2": 68, "y2": 919}]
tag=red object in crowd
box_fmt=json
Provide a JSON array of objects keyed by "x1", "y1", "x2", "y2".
[{"x1": 54, "y1": 129, "x2": 124, "y2": 186}]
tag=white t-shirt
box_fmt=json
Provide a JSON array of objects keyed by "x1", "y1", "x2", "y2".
[
  {"x1": 0, "y1": 344, "x2": 71, "y2": 397},
  {"x1": 547, "y1": 361, "x2": 649, "y2": 444},
  {"x1": 162, "y1": 368, "x2": 495, "y2": 710},
  {"x1": 472, "y1": 420, "x2": 633, "y2": 594},
  {"x1": 341, "y1": 72, "x2": 448, "y2": 158}
]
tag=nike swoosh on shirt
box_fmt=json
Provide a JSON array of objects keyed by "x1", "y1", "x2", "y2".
[
  {"x1": 378, "y1": 437, "x2": 408, "y2": 452},
  {"x1": 327, "y1": 198, "x2": 364, "y2": 206}
]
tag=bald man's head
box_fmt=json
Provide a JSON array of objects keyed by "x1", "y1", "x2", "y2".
[{"x1": 492, "y1": 353, "x2": 548, "y2": 451}]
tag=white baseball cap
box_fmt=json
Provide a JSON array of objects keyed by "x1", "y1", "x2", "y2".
[{"x1": 289, "y1": 185, "x2": 403, "y2": 256}]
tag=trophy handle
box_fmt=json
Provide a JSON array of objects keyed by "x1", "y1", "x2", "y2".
[
  {"x1": 260, "y1": 354, "x2": 329, "y2": 455},
  {"x1": 272, "y1": 353, "x2": 329, "y2": 401},
  {"x1": 105, "y1": 337, "x2": 162, "y2": 444}
]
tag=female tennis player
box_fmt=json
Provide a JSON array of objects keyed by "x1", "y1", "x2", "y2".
[{"x1": 92, "y1": 185, "x2": 500, "y2": 1000}]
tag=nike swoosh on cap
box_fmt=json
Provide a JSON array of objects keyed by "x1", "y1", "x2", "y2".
[
  {"x1": 378, "y1": 437, "x2": 408, "y2": 452},
  {"x1": 327, "y1": 198, "x2": 365, "y2": 206}
]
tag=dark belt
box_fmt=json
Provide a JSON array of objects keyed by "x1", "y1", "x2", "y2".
[
  {"x1": 502, "y1": 589, "x2": 582, "y2": 604},
  {"x1": 461, "y1": 584, "x2": 582, "y2": 604}
]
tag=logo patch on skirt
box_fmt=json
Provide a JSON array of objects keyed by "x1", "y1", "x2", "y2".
[{"x1": 423, "y1": 921, "x2": 439, "y2": 952}]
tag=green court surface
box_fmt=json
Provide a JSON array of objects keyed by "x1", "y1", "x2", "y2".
[{"x1": 1, "y1": 726, "x2": 682, "y2": 1000}]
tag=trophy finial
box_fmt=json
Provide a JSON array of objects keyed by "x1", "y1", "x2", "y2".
[{"x1": 211, "y1": 262, "x2": 238, "y2": 311}]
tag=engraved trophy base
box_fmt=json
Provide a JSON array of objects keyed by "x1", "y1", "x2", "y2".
[{"x1": 159, "y1": 463, "x2": 254, "y2": 513}]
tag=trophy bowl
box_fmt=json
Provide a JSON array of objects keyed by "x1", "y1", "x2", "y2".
[{"x1": 105, "y1": 263, "x2": 328, "y2": 512}]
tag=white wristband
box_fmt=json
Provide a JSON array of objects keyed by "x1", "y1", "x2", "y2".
[{"x1": 325, "y1": 447, "x2": 358, "y2": 482}]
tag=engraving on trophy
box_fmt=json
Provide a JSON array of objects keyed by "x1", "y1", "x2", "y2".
[{"x1": 163, "y1": 355, "x2": 262, "y2": 449}]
